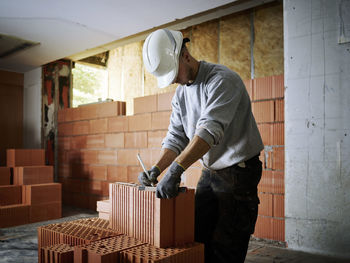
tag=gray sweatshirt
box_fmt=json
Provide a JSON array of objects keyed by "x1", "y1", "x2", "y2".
[{"x1": 162, "y1": 61, "x2": 264, "y2": 170}]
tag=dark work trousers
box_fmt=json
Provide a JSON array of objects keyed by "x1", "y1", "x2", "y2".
[{"x1": 195, "y1": 154, "x2": 262, "y2": 263}]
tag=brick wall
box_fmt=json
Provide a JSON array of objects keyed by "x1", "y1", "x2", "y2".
[{"x1": 58, "y1": 75, "x2": 284, "y2": 241}]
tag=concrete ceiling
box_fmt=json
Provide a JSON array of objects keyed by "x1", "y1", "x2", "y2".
[{"x1": 0, "y1": 0, "x2": 273, "y2": 73}]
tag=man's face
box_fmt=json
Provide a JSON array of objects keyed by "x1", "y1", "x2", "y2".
[{"x1": 173, "y1": 51, "x2": 191, "y2": 85}]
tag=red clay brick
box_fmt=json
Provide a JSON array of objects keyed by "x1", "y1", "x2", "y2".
[
  {"x1": 243, "y1": 79, "x2": 253, "y2": 100},
  {"x1": 88, "y1": 165, "x2": 107, "y2": 181},
  {"x1": 272, "y1": 218, "x2": 285, "y2": 241},
  {"x1": 272, "y1": 75, "x2": 284, "y2": 99},
  {"x1": 6, "y1": 149, "x2": 45, "y2": 167},
  {"x1": 273, "y1": 194, "x2": 284, "y2": 218},
  {"x1": 107, "y1": 166, "x2": 128, "y2": 182},
  {"x1": 23, "y1": 183, "x2": 61, "y2": 205},
  {"x1": 272, "y1": 147, "x2": 284, "y2": 170},
  {"x1": 258, "y1": 170, "x2": 273, "y2": 193},
  {"x1": 275, "y1": 99, "x2": 284, "y2": 122},
  {"x1": 14, "y1": 166, "x2": 53, "y2": 185},
  {"x1": 97, "y1": 150, "x2": 118, "y2": 165},
  {"x1": 70, "y1": 136, "x2": 87, "y2": 149},
  {"x1": 184, "y1": 168, "x2": 202, "y2": 188},
  {"x1": 0, "y1": 204, "x2": 30, "y2": 228},
  {"x1": 41, "y1": 243, "x2": 74, "y2": 263},
  {"x1": 58, "y1": 137, "x2": 71, "y2": 151},
  {"x1": 272, "y1": 123, "x2": 284, "y2": 145},
  {"x1": 73, "y1": 121, "x2": 90, "y2": 135},
  {"x1": 29, "y1": 201, "x2": 62, "y2": 223},
  {"x1": 128, "y1": 113, "x2": 152, "y2": 131},
  {"x1": 272, "y1": 171, "x2": 285, "y2": 194},
  {"x1": 258, "y1": 193, "x2": 273, "y2": 217},
  {"x1": 152, "y1": 111, "x2": 171, "y2": 130},
  {"x1": 134, "y1": 95, "x2": 157, "y2": 114},
  {"x1": 138, "y1": 148, "x2": 161, "y2": 168},
  {"x1": 252, "y1": 100, "x2": 274, "y2": 123},
  {"x1": 157, "y1": 91, "x2": 175, "y2": 111},
  {"x1": 0, "y1": 167, "x2": 11, "y2": 185},
  {"x1": 89, "y1": 118, "x2": 108, "y2": 134},
  {"x1": 258, "y1": 123, "x2": 273, "y2": 146},
  {"x1": 124, "y1": 132, "x2": 147, "y2": 148},
  {"x1": 127, "y1": 166, "x2": 142, "y2": 183},
  {"x1": 254, "y1": 216, "x2": 272, "y2": 240},
  {"x1": 147, "y1": 130, "x2": 167, "y2": 148},
  {"x1": 81, "y1": 150, "x2": 98, "y2": 164},
  {"x1": 108, "y1": 116, "x2": 128, "y2": 133},
  {"x1": 253, "y1": 76, "x2": 273, "y2": 101},
  {"x1": 58, "y1": 123, "x2": 73, "y2": 136},
  {"x1": 57, "y1": 109, "x2": 65, "y2": 123},
  {"x1": 96, "y1": 101, "x2": 126, "y2": 118},
  {"x1": 97, "y1": 199, "x2": 110, "y2": 213},
  {"x1": 105, "y1": 133, "x2": 124, "y2": 148},
  {"x1": 86, "y1": 134, "x2": 105, "y2": 148},
  {"x1": 117, "y1": 149, "x2": 138, "y2": 166},
  {"x1": 0, "y1": 185, "x2": 22, "y2": 206}
]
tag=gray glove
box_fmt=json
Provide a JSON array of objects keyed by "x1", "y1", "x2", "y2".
[
  {"x1": 138, "y1": 166, "x2": 161, "y2": 186},
  {"x1": 156, "y1": 161, "x2": 184, "y2": 199}
]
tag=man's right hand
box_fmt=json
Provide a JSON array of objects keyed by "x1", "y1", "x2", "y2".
[{"x1": 138, "y1": 166, "x2": 161, "y2": 186}]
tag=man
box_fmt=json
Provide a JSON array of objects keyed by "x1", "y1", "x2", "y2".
[{"x1": 139, "y1": 28, "x2": 264, "y2": 263}]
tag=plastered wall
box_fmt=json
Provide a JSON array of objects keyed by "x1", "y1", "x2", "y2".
[
  {"x1": 284, "y1": 0, "x2": 350, "y2": 258},
  {"x1": 107, "y1": 2, "x2": 283, "y2": 114}
]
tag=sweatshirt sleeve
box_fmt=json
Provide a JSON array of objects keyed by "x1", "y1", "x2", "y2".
[
  {"x1": 195, "y1": 76, "x2": 244, "y2": 146},
  {"x1": 161, "y1": 91, "x2": 189, "y2": 155}
]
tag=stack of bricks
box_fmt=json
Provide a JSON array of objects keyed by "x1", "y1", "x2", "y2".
[
  {"x1": 96, "y1": 199, "x2": 110, "y2": 220},
  {"x1": 0, "y1": 149, "x2": 62, "y2": 227},
  {"x1": 245, "y1": 75, "x2": 285, "y2": 242},
  {"x1": 37, "y1": 184, "x2": 203, "y2": 262}
]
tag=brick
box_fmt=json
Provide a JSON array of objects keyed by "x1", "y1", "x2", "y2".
[
  {"x1": 107, "y1": 166, "x2": 128, "y2": 182},
  {"x1": 108, "y1": 116, "x2": 128, "y2": 133},
  {"x1": 0, "y1": 167, "x2": 11, "y2": 185},
  {"x1": 157, "y1": 91, "x2": 175, "y2": 111},
  {"x1": 272, "y1": 218, "x2": 285, "y2": 241},
  {"x1": 0, "y1": 204, "x2": 29, "y2": 228},
  {"x1": 127, "y1": 166, "x2": 142, "y2": 183},
  {"x1": 13, "y1": 166, "x2": 53, "y2": 185},
  {"x1": 22, "y1": 183, "x2": 61, "y2": 205},
  {"x1": 96, "y1": 150, "x2": 118, "y2": 165},
  {"x1": 79, "y1": 104, "x2": 98, "y2": 120},
  {"x1": 138, "y1": 148, "x2": 161, "y2": 168},
  {"x1": 258, "y1": 193, "x2": 273, "y2": 217},
  {"x1": 58, "y1": 137, "x2": 71, "y2": 151},
  {"x1": 272, "y1": 147, "x2": 284, "y2": 170},
  {"x1": 89, "y1": 118, "x2": 108, "y2": 134},
  {"x1": 73, "y1": 121, "x2": 90, "y2": 135},
  {"x1": 243, "y1": 79, "x2": 253, "y2": 100},
  {"x1": 134, "y1": 94, "x2": 157, "y2": 114},
  {"x1": 148, "y1": 130, "x2": 167, "y2": 148},
  {"x1": 252, "y1": 100, "x2": 274, "y2": 123},
  {"x1": 120, "y1": 243, "x2": 204, "y2": 263},
  {"x1": 96, "y1": 101, "x2": 126, "y2": 118},
  {"x1": 272, "y1": 75, "x2": 284, "y2": 99},
  {"x1": 124, "y1": 132, "x2": 147, "y2": 148},
  {"x1": 272, "y1": 122, "x2": 284, "y2": 145},
  {"x1": 275, "y1": 99, "x2": 284, "y2": 122},
  {"x1": 83, "y1": 180, "x2": 103, "y2": 195},
  {"x1": 88, "y1": 165, "x2": 107, "y2": 181},
  {"x1": 6, "y1": 149, "x2": 45, "y2": 167},
  {"x1": 86, "y1": 134, "x2": 105, "y2": 148},
  {"x1": 101, "y1": 181, "x2": 110, "y2": 197},
  {"x1": 58, "y1": 109, "x2": 65, "y2": 123},
  {"x1": 272, "y1": 171, "x2": 284, "y2": 194},
  {"x1": 253, "y1": 76, "x2": 273, "y2": 100},
  {"x1": 41, "y1": 243, "x2": 74, "y2": 263},
  {"x1": 58, "y1": 164, "x2": 70, "y2": 178},
  {"x1": 258, "y1": 170, "x2": 273, "y2": 193},
  {"x1": 258, "y1": 123, "x2": 273, "y2": 146},
  {"x1": 184, "y1": 168, "x2": 202, "y2": 188},
  {"x1": 58, "y1": 122, "x2": 73, "y2": 136},
  {"x1": 0, "y1": 185, "x2": 22, "y2": 206},
  {"x1": 128, "y1": 113, "x2": 152, "y2": 131},
  {"x1": 117, "y1": 149, "x2": 138, "y2": 166},
  {"x1": 98, "y1": 212, "x2": 109, "y2": 220},
  {"x1": 263, "y1": 148, "x2": 273, "y2": 170},
  {"x1": 29, "y1": 201, "x2": 61, "y2": 223},
  {"x1": 97, "y1": 199, "x2": 110, "y2": 213},
  {"x1": 254, "y1": 216, "x2": 272, "y2": 240},
  {"x1": 110, "y1": 183, "x2": 195, "y2": 248},
  {"x1": 273, "y1": 194, "x2": 284, "y2": 218},
  {"x1": 105, "y1": 133, "x2": 124, "y2": 148},
  {"x1": 152, "y1": 111, "x2": 171, "y2": 130},
  {"x1": 81, "y1": 150, "x2": 98, "y2": 164},
  {"x1": 70, "y1": 136, "x2": 87, "y2": 149}
]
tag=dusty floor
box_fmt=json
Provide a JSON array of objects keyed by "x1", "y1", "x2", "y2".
[{"x1": 0, "y1": 206, "x2": 347, "y2": 263}]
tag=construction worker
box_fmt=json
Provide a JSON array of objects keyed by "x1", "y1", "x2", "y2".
[{"x1": 139, "y1": 28, "x2": 264, "y2": 263}]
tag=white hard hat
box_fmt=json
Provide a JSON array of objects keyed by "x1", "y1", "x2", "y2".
[{"x1": 143, "y1": 29, "x2": 183, "y2": 89}]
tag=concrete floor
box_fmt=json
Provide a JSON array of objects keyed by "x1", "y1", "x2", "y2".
[{"x1": 0, "y1": 206, "x2": 348, "y2": 263}]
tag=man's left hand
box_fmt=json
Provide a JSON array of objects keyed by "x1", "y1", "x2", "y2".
[{"x1": 156, "y1": 161, "x2": 184, "y2": 199}]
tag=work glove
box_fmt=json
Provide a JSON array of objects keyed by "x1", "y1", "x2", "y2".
[
  {"x1": 138, "y1": 166, "x2": 161, "y2": 186},
  {"x1": 156, "y1": 161, "x2": 184, "y2": 199}
]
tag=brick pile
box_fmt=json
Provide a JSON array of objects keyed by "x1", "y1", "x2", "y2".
[{"x1": 0, "y1": 149, "x2": 62, "y2": 228}]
